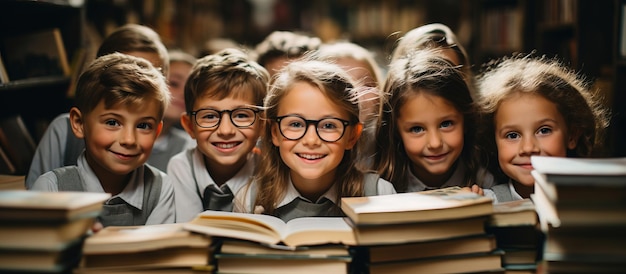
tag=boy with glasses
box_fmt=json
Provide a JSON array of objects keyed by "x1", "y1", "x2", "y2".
[{"x1": 168, "y1": 48, "x2": 269, "y2": 222}]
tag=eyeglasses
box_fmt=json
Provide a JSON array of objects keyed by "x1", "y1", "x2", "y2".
[
  {"x1": 190, "y1": 108, "x2": 260, "y2": 128},
  {"x1": 276, "y1": 115, "x2": 355, "y2": 142}
]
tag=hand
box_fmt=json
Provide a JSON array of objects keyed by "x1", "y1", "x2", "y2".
[
  {"x1": 90, "y1": 221, "x2": 104, "y2": 233},
  {"x1": 462, "y1": 185, "x2": 484, "y2": 196}
]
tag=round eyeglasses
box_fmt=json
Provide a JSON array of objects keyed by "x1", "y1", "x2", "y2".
[
  {"x1": 276, "y1": 115, "x2": 355, "y2": 142},
  {"x1": 190, "y1": 108, "x2": 260, "y2": 128}
]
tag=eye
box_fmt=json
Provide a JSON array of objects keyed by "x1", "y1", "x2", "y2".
[
  {"x1": 104, "y1": 119, "x2": 120, "y2": 127},
  {"x1": 440, "y1": 120, "x2": 453, "y2": 128},
  {"x1": 203, "y1": 112, "x2": 218, "y2": 120},
  {"x1": 504, "y1": 132, "x2": 520, "y2": 140},
  {"x1": 410, "y1": 126, "x2": 424, "y2": 134},
  {"x1": 137, "y1": 122, "x2": 153, "y2": 130},
  {"x1": 287, "y1": 120, "x2": 304, "y2": 128},
  {"x1": 537, "y1": 127, "x2": 552, "y2": 135},
  {"x1": 233, "y1": 110, "x2": 253, "y2": 119},
  {"x1": 319, "y1": 120, "x2": 340, "y2": 130}
]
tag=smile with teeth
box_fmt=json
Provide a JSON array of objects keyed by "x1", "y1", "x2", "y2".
[
  {"x1": 214, "y1": 142, "x2": 240, "y2": 149},
  {"x1": 297, "y1": 153, "x2": 325, "y2": 160}
]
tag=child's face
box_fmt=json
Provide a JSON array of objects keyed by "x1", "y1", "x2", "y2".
[
  {"x1": 397, "y1": 92, "x2": 464, "y2": 184},
  {"x1": 164, "y1": 61, "x2": 192, "y2": 122},
  {"x1": 271, "y1": 82, "x2": 360, "y2": 195},
  {"x1": 494, "y1": 93, "x2": 576, "y2": 186},
  {"x1": 74, "y1": 100, "x2": 162, "y2": 176},
  {"x1": 181, "y1": 93, "x2": 262, "y2": 173}
]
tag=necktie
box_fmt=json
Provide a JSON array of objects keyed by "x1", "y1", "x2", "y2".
[{"x1": 203, "y1": 184, "x2": 234, "y2": 211}]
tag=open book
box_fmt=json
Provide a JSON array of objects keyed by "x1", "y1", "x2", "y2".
[
  {"x1": 341, "y1": 186, "x2": 493, "y2": 225},
  {"x1": 183, "y1": 211, "x2": 356, "y2": 248}
]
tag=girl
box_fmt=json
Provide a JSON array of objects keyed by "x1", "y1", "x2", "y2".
[
  {"x1": 373, "y1": 48, "x2": 491, "y2": 193},
  {"x1": 478, "y1": 54, "x2": 609, "y2": 203},
  {"x1": 238, "y1": 59, "x2": 396, "y2": 221}
]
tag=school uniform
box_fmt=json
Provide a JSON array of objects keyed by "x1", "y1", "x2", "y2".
[
  {"x1": 483, "y1": 180, "x2": 523, "y2": 204},
  {"x1": 236, "y1": 173, "x2": 396, "y2": 222},
  {"x1": 31, "y1": 152, "x2": 175, "y2": 226},
  {"x1": 168, "y1": 148, "x2": 258, "y2": 223},
  {"x1": 25, "y1": 113, "x2": 193, "y2": 189},
  {"x1": 404, "y1": 162, "x2": 495, "y2": 192}
]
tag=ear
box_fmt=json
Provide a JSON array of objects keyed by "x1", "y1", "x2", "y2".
[
  {"x1": 69, "y1": 107, "x2": 85, "y2": 139},
  {"x1": 180, "y1": 112, "x2": 196, "y2": 139},
  {"x1": 345, "y1": 122, "x2": 363, "y2": 150},
  {"x1": 567, "y1": 128, "x2": 580, "y2": 150},
  {"x1": 155, "y1": 121, "x2": 163, "y2": 138},
  {"x1": 271, "y1": 122, "x2": 281, "y2": 147}
]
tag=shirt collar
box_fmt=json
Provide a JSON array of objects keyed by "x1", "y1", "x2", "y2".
[{"x1": 276, "y1": 176, "x2": 338, "y2": 208}]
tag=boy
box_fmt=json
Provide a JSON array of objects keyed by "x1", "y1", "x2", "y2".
[
  {"x1": 167, "y1": 48, "x2": 269, "y2": 222},
  {"x1": 26, "y1": 24, "x2": 191, "y2": 188},
  {"x1": 31, "y1": 53, "x2": 175, "y2": 228}
]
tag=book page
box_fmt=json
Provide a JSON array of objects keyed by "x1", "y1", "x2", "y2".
[
  {"x1": 282, "y1": 217, "x2": 356, "y2": 247},
  {"x1": 183, "y1": 211, "x2": 287, "y2": 246},
  {"x1": 531, "y1": 156, "x2": 626, "y2": 175}
]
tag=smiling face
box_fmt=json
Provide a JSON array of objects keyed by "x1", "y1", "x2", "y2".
[
  {"x1": 271, "y1": 82, "x2": 360, "y2": 199},
  {"x1": 397, "y1": 92, "x2": 464, "y2": 187},
  {"x1": 494, "y1": 92, "x2": 576, "y2": 187},
  {"x1": 71, "y1": 100, "x2": 162, "y2": 177},
  {"x1": 181, "y1": 89, "x2": 262, "y2": 175},
  {"x1": 165, "y1": 60, "x2": 192, "y2": 122}
]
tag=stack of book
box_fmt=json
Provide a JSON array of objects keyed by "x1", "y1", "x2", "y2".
[
  {"x1": 486, "y1": 198, "x2": 542, "y2": 273},
  {"x1": 531, "y1": 156, "x2": 626, "y2": 273},
  {"x1": 75, "y1": 223, "x2": 213, "y2": 273},
  {"x1": 0, "y1": 190, "x2": 110, "y2": 273},
  {"x1": 340, "y1": 186, "x2": 504, "y2": 274},
  {"x1": 184, "y1": 211, "x2": 355, "y2": 274}
]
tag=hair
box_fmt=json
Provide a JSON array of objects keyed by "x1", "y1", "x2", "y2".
[
  {"x1": 315, "y1": 41, "x2": 385, "y2": 170},
  {"x1": 168, "y1": 49, "x2": 197, "y2": 66},
  {"x1": 97, "y1": 24, "x2": 170, "y2": 77},
  {"x1": 74, "y1": 52, "x2": 170, "y2": 119},
  {"x1": 254, "y1": 59, "x2": 366, "y2": 215},
  {"x1": 390, "y1": 23, "x2": 475, "y2": 98},
  {"x1": 476, "y1": 54, "x2": 610, "y2": 182},
  {"x1": 184, "y1": 48, "x2": 269, "y2": 114},
  {"x1": 374, "y1": 48, "x2": 481, "y2": 192},
  {"x1": 254, "y1": 31, "x2": 322, "y2": 68}
]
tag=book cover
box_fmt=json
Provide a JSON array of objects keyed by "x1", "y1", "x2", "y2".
[
  {"x1": 219, "y1": 239, "x2": 350, "y2": 258},
  {"x1": 83, "y1": 223, "x2": 211, "y2": 254},
  {"x1": 80, "y1": 247, "x2": 210, "y2": 270},
  {"x1": 0, "y1": 218, "x2": 94, "y2": 250},
  {"x1": 0, "y1": 190, "x2": 110, "y2": 221},
  {"x1": 352, "y1": 216, "x2": 488, "y2": 246},
  {"x1": 488, "y1": 198, "x2": 538, "y2": 227},
  {"x1": 367, "y1": 234, "x2": 496, "y2": 263},
  {"x1": 216, "y1": 255, "x2": 351, "y2": 274},
  {"x1": 341, "y1": 186, "x2": 493, "y2": 225},
  {"x1": 368, "y1": 251, "x2": 504, "y2": 274},
  {"x1": 183, "y1": 210, "x2": 356, "y2": 248},
  {"x1": 0, "y1": 239, "x2": 82, "y2": 272},
  {"x1": 1, "y1": 28, "x2": 70, "y2": 81}
]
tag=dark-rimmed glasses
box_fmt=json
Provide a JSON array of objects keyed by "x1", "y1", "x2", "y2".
[
  {"x1": 276, "y1": 115, "x2": 355, "y2": 142},
  {"x1": 190, "y1": 108, "x2": 260, "y2": 128}
]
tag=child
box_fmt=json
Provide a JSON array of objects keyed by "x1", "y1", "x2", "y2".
[
  {"x1": 254, "y1": 30, "x2": 322, "y2": 78},
  {"x1": 478, "y1": 54, "x2": 609, "y2": 202},
  {"x1": 31, "y1": 53, "x2": 175, "y2": 227},
  {"x1": 390, "y1": 23, "x2": 476, "y2": 98},
  {"x1": 316, "y1": 42, "x2": 384, "y2": 169},
  {"x1": 373, "y1": 48, "x2": 491, "y2": 193},
  {"x1": 239, "y1": 59, "x2": 396, "y2": 222},
  {"x1": 26, "y1": 24, "x2": 184, "y2": 188},
  {"x1": 168, "y1": 48, "x2": 269, "y2": 223}
]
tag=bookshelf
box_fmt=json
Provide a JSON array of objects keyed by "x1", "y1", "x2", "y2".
[
  {"x1": 0, "y1": 0, "x2": 84, "y2": 145},
  {"x1": 613, "y1": 0, "x2": 626, "y2": 157}
]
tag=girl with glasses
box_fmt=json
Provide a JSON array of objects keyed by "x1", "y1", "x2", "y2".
[
  {"x1": 168, "y1": 48, "x2": 269, "y2": 222},
  {"x1": 237, "y1": 59, "x2": 396, "y2": 221}
]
